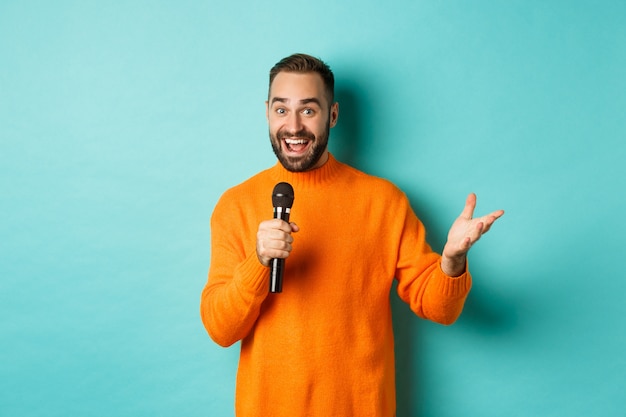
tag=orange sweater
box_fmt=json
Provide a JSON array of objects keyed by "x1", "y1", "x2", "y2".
[{"x1": 201, "y1": 154, "x2": 471, "y2": 417}]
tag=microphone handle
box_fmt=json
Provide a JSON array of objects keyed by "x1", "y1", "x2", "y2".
[
  {"x1": 269, "y1": 258, "x2": 284, "y2": 293},
  {"x1": 269, "y1": 207, "x2": 290, "y2": 293}
]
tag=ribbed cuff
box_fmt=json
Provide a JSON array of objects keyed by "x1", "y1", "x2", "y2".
[
  {"x1": 437, "y1": 260, "x2": 472, "y2": 297},
  {"x1": 234, "y1": 251, "x2": 270, "y2": 297}
]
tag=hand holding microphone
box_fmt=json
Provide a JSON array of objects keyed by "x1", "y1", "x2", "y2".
[{"x1": 255, "y1": 182, "x2": 295, "y2": 293}]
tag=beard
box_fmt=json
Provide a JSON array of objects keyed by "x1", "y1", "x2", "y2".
[{"x1": 270, "y1": 122, "x2": 330, "y2": 172}]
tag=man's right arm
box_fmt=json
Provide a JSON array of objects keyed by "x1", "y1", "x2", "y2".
[
  {"x1": 200, "y1": 200, "x2": 298, "y2": 347},
  {"x1": 200, "y1": 247, "x2": 270, "y2": 347},
  {"x1": 199, "y1": 191, "x2": 271, "y2": 347}
]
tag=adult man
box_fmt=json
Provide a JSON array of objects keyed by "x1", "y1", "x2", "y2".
[{"x1": 201, "y1": 53, "x2": 503, "y2": 416}]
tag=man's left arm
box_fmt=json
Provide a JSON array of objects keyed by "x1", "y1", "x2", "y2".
[{"x1": 394, "y1": 192, "x2": 503, "y2": 325}]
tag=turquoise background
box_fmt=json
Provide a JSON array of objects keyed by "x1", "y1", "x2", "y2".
[{"x1": 2, "y1": 1, "x2": 625, "y2": 416}]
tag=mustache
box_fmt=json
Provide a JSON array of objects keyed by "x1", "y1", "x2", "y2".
[{"x1": 277, "y1": 128, "x2": 316, "y2": 141}]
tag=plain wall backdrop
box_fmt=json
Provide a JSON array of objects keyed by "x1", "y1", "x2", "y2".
[{"x1": 1, "y1": 1, "x2": 624, "y2": 416}]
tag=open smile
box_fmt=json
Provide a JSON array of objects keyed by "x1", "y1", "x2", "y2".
[{"x1": 283, "y1": 138, "x2": 311, "y2": 154}]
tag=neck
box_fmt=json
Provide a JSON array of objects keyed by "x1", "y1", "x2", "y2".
[
  {"x1": 271, "y1": 153, "x2": 342, "y2": 189},
  {"x1": 309, "y1": 150, "x2": 329, "y2": 171}
]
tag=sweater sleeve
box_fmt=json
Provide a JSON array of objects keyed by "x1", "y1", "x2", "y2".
[
  {"x1": 394, "y1": 195, "x2": 472, "y2": 325},
  {"x1": 200, "y1": 193, "x2": 270, "y2": 347}
]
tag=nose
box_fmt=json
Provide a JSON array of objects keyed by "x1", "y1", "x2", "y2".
[{"x1": 285, "y1": 112, "x2": 303, "y2": 133}]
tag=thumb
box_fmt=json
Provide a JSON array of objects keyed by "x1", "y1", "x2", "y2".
[{"x1": 460, "y1": 193, "x2": 477, "y2": 219}]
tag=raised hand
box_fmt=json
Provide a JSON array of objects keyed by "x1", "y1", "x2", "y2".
[{"x1": 441, "y1": 193, "x2": 504, "y2": 276}]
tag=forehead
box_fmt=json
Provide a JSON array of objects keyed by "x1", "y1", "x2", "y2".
[{"x1": 269, "y1": 72, "x2": 327, "y2": 105}]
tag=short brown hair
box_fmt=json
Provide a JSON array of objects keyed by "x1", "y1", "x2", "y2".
[{"x1": 269, "y1": 53, "x2": 335, "y2": 104}]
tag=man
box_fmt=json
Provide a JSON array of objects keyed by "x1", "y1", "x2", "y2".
[{"x1": 200, "y1": 53, "x2": 504, "y2": 416}]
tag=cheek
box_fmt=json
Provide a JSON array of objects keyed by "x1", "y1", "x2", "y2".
[
  {"x1": 309, "y1": 118, "x2": 328, "y2": 133},
  {"x1": 267, "y1": 117, "x2": 281, "y2": 133}
]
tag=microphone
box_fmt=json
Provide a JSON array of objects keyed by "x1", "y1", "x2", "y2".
[{"x1": 270, "y1": 182, "x2": 294, "y2": 293}]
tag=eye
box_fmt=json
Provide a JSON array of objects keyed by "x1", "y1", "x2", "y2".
[
  {"x1": 302, "y1": 108, "x2": 314, "y2": 116},
  {"x1": 275, "y1": 108, "x2": 286, "y2": 115}
]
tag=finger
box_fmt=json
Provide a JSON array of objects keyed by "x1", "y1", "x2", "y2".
[
  {"x1": 257, "y1": 225, "x2": 296, "y2": 250},
  {"x1": 481, "y1": 222, "x2": 493, "y2": 235},
  {"x1": 488, "y1": 209, "x2": 505, "y2": 220},
  {"x1": 267, "y1": 238, "x2": 293, "y2": 252},
  {"x1": 261, "y1": 219, "x2": 296, "y2": 234},
  {"x1": 272, "y1": 218, "x2": 297, "y2": 232},
  {"x1": 257, "y1": 238, "x2": 293, "y2": 259},
  {"x1": 266, "y1": 229, "x2": 294, "y2": 244},
  {"x1": 467, "y1": 221, "x2": 484, "y2": 245},
  {"x1": 460, "y1": 193, "x2": 477, "y2": 219},
  {"x1": 478, "y1": 210, "x2": 504, "y2": 234}
]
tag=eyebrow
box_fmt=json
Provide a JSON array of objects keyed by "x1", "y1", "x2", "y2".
[{"x1": 270, "y1": 97, "x2": 323, "y2": 107}]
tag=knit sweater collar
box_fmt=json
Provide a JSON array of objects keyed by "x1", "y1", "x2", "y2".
[{"x1": 269, "y1": 153, "x2": 343, "y2": 188}]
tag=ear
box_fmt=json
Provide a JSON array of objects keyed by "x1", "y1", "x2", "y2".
[
  {"x1": 329, "y1": 102, "x2": 339, "y2": 128},
  {"x1": 265, "y1": 100, "x2": 270, "y2": 122}
]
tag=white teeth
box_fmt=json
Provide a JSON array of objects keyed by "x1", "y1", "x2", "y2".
[{"x1": 285, "y1": 139, "x2": 308, "y2": 144}]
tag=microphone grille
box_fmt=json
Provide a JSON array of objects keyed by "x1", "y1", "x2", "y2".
[{"x1": 272, "y1": 182, "x2": 294, "y2": 208}]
